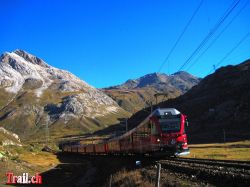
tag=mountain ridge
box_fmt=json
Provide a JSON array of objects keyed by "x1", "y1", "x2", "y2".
[
  {"x1": 103, "y1": 71, "x2": 201, "y2": 113},
  {"x1": 105, "y1": 71, "x2": 200, "y2": 92},
  {"x1": 0, "y1": 50, "x2": 129, "y2": 141}
]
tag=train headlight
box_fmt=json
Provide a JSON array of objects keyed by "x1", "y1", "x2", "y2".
[{"x1": 157, "y1": 138, "x2": 161, "y2": 143}]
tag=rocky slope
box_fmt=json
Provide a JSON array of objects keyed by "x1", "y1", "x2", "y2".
[
  {"x1": 103, "y1": 72, "x2": 200, "y2": 113},
  {"x1": 0, "y1": 50, "x2": 129, "y2": 141},
  {"x1": 107, "y1": 72, "x2": 200, "y2": 92},
  {"x1": 128, "y1": 59, "x2": 250, "y2": 143},
  {"x1": 0, "y1": 127, "x2": 21, "y2": 147}
]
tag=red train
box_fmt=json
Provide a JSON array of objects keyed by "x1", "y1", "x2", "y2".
[{"x1": 60, "y1": 108, "x2": 190, "y2": 157}]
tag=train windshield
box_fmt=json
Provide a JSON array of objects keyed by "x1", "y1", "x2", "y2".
[{"x1": 159, "y1": 115, "x2": 181, "y2": 133}]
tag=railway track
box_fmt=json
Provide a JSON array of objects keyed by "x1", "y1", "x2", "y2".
[
  {"x1": 158, "y1": 157, "x2": 250, "y2": 186},
  {"x1": 168, "y1": 157, "x2": 250, "y2": 170}
]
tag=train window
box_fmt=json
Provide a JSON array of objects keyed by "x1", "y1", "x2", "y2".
[
  {"x1": 151, "y1": 122, "x2": 159, "y2": 135},
  {"x1": 145, "y1": 123, "x2": 150, "y2": 136},
  {"x1": 159, "y1": 114, "x2": 181, "y2": 119},
  {"x1": 159, "y1": 116, "x2": 181, "y2": 133}
]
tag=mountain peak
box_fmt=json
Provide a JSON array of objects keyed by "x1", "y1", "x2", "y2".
[
  {"x1": 103, "y1": 71, "x2": 200, "y2": 113},
  {"x1": 141, "y1": 72, "x2": 166, "y2": 78},
  {"x1": 14, "y1": 49, "x2": 29, "y2": 54},
  {"x1": 144, "y1": 72, "x2": 159, "y2": 76},
  {"x1": 0, "y1": 49, "x2": 92, "y2": 94},
  {"x1": 172, "y1": 71, "x2": 188, "y2": 75},
  {"x1": 171, "y1": 71, "x2": 199, "y2": 80},
  {"x1": 13, "y1": 49, "x2": 50, "y2": 68},
  {"x1": 0, "y1": 50, "x2": 50, "y2": 68},
  {"x1": 0, "y1": 49, "x2": 125, "y2": 116},
  {"x1": 105, "y1": 71, "x2": 200, "y2": 93},
  {"x1": 172, "y1": 71, "x2": 194, "y2": 77}
]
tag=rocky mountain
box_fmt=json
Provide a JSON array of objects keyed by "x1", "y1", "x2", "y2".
[
  {"x1": 103, "y1": 72, "x2": 200, "y2": 113},
  {"x1": 0, "y1": 50, "x2": 129, "y2": 142},
  {"x1": 128, "y1": 59, "x2": 250, "y2": 143},
  {"x1": 108, "y1": 72, "x2": 200, "y2": 92},
  {"x1": 0, "y1": 127, "x2": 21, "y2": 147}
]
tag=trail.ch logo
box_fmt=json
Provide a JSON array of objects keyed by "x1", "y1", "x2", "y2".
[{"x1": 6, "y1": 172, "x2": 42, "y2": 185}]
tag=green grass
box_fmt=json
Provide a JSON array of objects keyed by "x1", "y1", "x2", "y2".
[
  {"x1": 0, "y1": 144, "x2": 59, "y2": 185},
  {"x1": 0, "y1": 88, "x2": 16, "y2": 109},
  {"x1": 0, "y1": 86, "x2": 130, "y2": 145},
  {"x1": 186, "y1": 140, "x2": 250, "y2": 161},
  {"x1": 111, "y1": 169, "x2": 154, "y2": 187}
]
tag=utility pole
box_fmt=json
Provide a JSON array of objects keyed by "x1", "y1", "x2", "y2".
[
  {"x1": 45, "y1": 121, "x2": 49, "y2": 145},
  {"x1": 109, "y1": 175, "x2": 112, "y2": 187},
  {"x1": 92, "y1": 132, "x2": 94, "y2": 144},
  {"x1": 154, "y1": 93, "x2": 169, "y2": 106},
  {"x1": 146, "y1": 100, "x2": 153, "y2": 113},
  {"x1": 155, "y1": 163, "x2": 161, "y2": 187},
  {"x1": 125, "y1": 118, "x2": 128, "y2": 132}
]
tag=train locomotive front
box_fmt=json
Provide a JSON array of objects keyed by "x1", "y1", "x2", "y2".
[{"x1": 146, "y1": 108, "x2": 190, "y2": 156}]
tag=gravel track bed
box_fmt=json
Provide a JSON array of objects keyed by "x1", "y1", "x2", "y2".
[{"x1": 159, "y1": 158, "x2": 250, "y2": 187}]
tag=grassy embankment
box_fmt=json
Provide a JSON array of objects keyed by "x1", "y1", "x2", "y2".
[
  {"x1": 0, "y1": 144, "x2": 59, "y2": 185},
  {"x1": 186, "y1": 140, "x2": 250, "y2": 161}
]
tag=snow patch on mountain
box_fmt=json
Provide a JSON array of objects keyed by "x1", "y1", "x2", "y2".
[
  {"x1": 0, "y1": 127, "x2": 22, "y2": 146},
  {"x1": 0, "y1": 50, "x2": 93, "y2": 96},
  {"x1": 0, "y1": 50, "x2": 123, "y2": 119}
]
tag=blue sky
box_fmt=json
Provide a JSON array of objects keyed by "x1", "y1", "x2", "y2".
[{"x1": 0, "y1": 0, "x2": 249, "y2": 88}]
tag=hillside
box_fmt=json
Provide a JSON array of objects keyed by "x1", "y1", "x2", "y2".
[
  {"x1": 0, "y1": 127, "x2": 21, "y2": 147},
  {"x1": 0, "y1": 50, "x2": 129, "y2": 142},
  {"x1": 128, "y1": 60, "x2": 250, "y2": 143},
  {"x1": 103, "y1": 72, "x2": 200, "y2": 113}
]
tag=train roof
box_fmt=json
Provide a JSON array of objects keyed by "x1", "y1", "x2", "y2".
[{"x1": 154, "y1": 108, "x2": 181, "y2": 116}]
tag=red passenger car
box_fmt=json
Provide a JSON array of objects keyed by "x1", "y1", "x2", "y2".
[{"x1": 60, "y1": 108, "x2": 190, "y2": 157}]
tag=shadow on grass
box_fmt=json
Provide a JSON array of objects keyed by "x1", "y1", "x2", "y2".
[{"x1": 36, "y1": 152, "x2": 156, "y2": 187}]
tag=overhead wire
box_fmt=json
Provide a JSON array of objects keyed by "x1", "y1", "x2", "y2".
[
  {"x1": 177, "y1": 0, "x2": 241, "y2": 71},
  {"x1": 208, "y1": 32, "x2": 250, "y2": 74},
  {"x1": 157, "y1": 0, "x2": 204, "y2": 73},
  {"x1": 186, "y1": 0, "x2": 250, "y2": 71}
]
